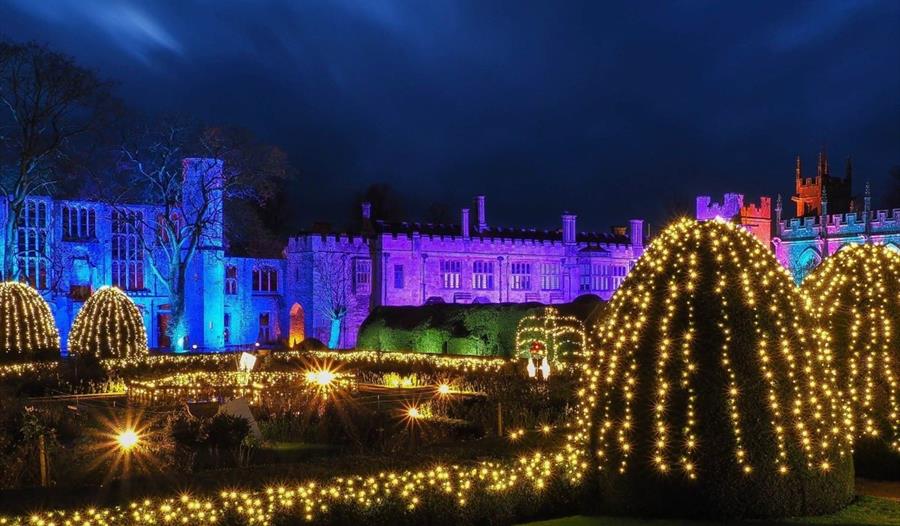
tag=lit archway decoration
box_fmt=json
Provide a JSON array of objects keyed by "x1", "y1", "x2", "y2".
[
  {"x1": 567, "y1": 218, "x2": 852, "y2": 517},
  {"x1": 69, "y1": 286, "x2": 148, "y2": 359},
  {"x1": 0, "y1": 281, "x2": 60, "y2": 357},
  {"x1": 515, "y1": 306, "x2": 586, "y2": 362}
]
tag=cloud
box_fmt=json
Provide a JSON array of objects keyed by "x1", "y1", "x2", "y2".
[{"x1": 5, "y1": 0, "x2": 182, "y2": 63}]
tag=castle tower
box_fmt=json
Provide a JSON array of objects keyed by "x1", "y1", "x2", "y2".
[
  {"x1": 791, "y1": 149, "x2": 852, "y2": 218},
  {"x1": 183, "y1": 158, "x2": 225, "y2": 351}
]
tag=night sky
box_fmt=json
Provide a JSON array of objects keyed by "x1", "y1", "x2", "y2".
[{"x1": 2, "y1": 1, "x2": 899, "y2": 234}]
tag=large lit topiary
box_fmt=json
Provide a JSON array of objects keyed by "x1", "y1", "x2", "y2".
[
  {"x1": 803, "y1": 244, "x2": 900, "y2": 478},
  {"x1": 69, "y1": 286, "x2": 148, "y2": 359},
  {"x1": 567, "y1": 219, "x2": 852, "y2": 518},
  {"x1": 0, "y1": 281, "x2": 60, "y2": 359}
]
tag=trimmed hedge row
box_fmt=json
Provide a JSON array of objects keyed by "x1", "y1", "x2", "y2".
[{"x1": 357, "y1": 296, "x2": 604, "y2": 357}]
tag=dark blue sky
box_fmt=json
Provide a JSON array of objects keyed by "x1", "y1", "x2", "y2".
[{"x1": 2, "y1": 1, "x2": 899, "y2": 233}]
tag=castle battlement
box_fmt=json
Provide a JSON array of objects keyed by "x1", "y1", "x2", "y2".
[{"x1": 779, "y1": 208, "x2": 900, "y2": 238}]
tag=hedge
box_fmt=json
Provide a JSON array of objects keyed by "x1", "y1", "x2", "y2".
[{"x1": 357, "y1": 296, "x2": 604, "y2": 357}]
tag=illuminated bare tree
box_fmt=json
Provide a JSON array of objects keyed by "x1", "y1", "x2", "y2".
[
  {"x1": 313, "y1": 251, "x2": 357, "y2": 349},
  {"x1": 0, "y1": 40, "x2": 113, "y2": 280},
  {"x1": 103, "y1": 119, "x2": 288, "y2": 351}
]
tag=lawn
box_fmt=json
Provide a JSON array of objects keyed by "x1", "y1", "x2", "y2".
[{"x1": 521, "y1": 496, "x2": 900, "y2": 526}]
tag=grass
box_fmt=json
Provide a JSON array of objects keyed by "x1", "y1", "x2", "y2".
[{"x1": 521, "y1": 496, "x2": 900, "y2": 526}]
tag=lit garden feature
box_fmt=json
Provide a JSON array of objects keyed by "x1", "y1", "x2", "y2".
[
  {"x1": 0, "y1": 281, "x2": 60, "y2": 358},
  {"x1": 803, "y1": 243, "x2": 900, "y2": 478},
  {"x1": 68, "y1": 286, "x2": 149, "y2": 359},
  {"x1": 568, "y1": 218, "x2": 853, "y2": 518},
  {"x1": 516, "y1": 306, "x2": 586, "y2": 379}
]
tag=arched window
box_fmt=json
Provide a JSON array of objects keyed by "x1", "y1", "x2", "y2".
[
  {"x1": 252, "y1": 266, "x2": 278, "y2": 292},
  {"x1": 225, "y1": 265, "x2": 238, "y2": 295}
]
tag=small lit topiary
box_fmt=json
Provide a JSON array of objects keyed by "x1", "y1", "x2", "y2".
[
  {"x1": 515, "y1": 306, "x2": 586, "y2": 362},
  {"x1": 69, "y1": 286, "x2": 148, "y2": 359},
  {"x1": 567, "y1": 218, "x2": 853, "y2": 518},
  {"x1": 803, "y1": 244, "x2": 900, "y2": 478},
  {"x1": 0, "y1": 281, "x2": 60, "y2": 358}
]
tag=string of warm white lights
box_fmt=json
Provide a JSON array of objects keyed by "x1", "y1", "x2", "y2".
[
  {"x1": 566, "y1": 218, "x2": 850, "y2": 484},
  {"x1": 803, "y1": 243, "x2": 900, "y2": 453},
  {"x1": 0, "y1": 281, "x2": 60, "y2": 356},
  {"x1": 68, "y1": 286, "x2": 149, "y2": 359}
]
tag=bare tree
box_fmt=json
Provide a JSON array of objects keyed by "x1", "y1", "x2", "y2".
[
  {"x1": 102, "y1": 119, "x2": 288, "y2": 351},
  {"x1": 313, "y1": 251, "x2": 357, "y2": 349},
  {"x1": 0, "y1": 40, "x2": 114, "y2": 280}
]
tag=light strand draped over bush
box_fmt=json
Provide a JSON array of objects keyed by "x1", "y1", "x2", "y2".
[
  {"x1": 566, "y1": 218, "x2": 853, "y2": 518},
  {"x1": 0, "y1": 281, "x2": 60, "y2": 356},
  {"x1": 803, "y1": 244, "x2": 900, "y2": 455},
  {"x1": 68, "y1": 286, "x2": 148, "y2": 359}
]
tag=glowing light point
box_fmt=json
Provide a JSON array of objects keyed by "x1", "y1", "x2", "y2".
[{"x1": 117, "y1": 429, "x2": 139, "y2": 451}]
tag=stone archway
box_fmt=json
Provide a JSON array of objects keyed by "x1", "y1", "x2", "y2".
[
  {"x1": 794, "y1": 246, "x2": 822, "y2": 284},
  {"x1": 289, "y1": 303, "x2": 305, "y2": 348}
]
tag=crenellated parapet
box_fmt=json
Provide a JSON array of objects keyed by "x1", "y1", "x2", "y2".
[{"x1": 779, "y1": 208, "x2": 900, "y2": 239}]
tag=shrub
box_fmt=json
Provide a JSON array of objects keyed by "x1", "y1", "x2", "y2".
[
  {"x1": 446, "y1": 336, "x2": 484, "y2": 355},
  {"x1": 0, "y1": 281, "x2": 59, "y2": 360},
  {"x1": 569, "y1": 219, "x2": 853, "y2": 518},
  {"x1": 68, "y1": 286, "x2": 148, "y2": 359},
  {"x1": 204, "y1": 414, "x2": 251, "y2": 450},
  {"x1": 296, "y1": 337, "x2": 326, "y2": 351},
  {"x1": 803, "y1": 244, "x2": 900, "y2": 479}
]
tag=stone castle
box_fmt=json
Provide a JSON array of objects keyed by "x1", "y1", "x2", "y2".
[
  {"x1": 697, "y1": 150, "x2": 900, "y2": 282},
  {"x1": 0, "y1": 159, "x2": 645, "y2": 351}
]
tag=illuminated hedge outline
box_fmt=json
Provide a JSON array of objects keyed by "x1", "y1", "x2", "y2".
[
  {"x1": 69, "y1": 286, "x2": 148, "y2": 359},
  {"x1": 0, "y1": 281, "x2": 60, "y2": 356},
  {"x1": 803, "y1": 244, "x2": 900, "y2": 453}
]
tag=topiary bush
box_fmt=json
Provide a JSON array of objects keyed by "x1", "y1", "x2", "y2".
[
  {"x1": 803, "y1": 244, "x2": 900, "y2": 479},
  {"x1": 568, "y1": 218, "x2": 853, "y2": 519},
  {"x1": 68, "y1": 286, "x2": 148, "y2": 359},
  {"x1": 0, "y1": 281, "x2": 60, "y2": 361}
]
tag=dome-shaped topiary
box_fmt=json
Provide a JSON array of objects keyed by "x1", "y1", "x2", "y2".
[
  {"x1": 803, "y1": 243, "x2": 900, "y2": 478},
  {"x1": 68, "y1": 286, "x2": 148, "y2": 359},
  {"x1": 0, "y1": 281, "x2": 60, "y2": 358},
  {"x1": 567, "y1": 219, "x2": 852, "y2": 518}
]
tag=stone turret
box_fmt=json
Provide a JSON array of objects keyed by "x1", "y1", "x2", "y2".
[{"x1": 183, "y1": 158, "x2": 225, "y2": 351}]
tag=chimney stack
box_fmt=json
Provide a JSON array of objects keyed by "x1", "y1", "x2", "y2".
[
  {"x1": 461, "y1": 208, "x2": 470, "y2": 239},
  {"x1": 629, "y1": 219, "x2": 644, "y2": 249},
  {"x1": 475, "y1": 195, "x2": 487, "y2": 232},
  {"x1": 562, "y1": 213, "x2": 576, "y2": 244},
  {"x1": 361, "y1": 202, "x2": 372, "y2": 230}
]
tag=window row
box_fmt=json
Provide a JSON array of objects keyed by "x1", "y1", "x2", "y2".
[{"x1": 435, "y1": 260, "x2": 561, "y2": 291}]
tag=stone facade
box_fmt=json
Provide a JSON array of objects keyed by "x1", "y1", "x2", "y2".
[
  {"x1": 0, "y1": 158, "x2": 287, "y2": 352},
  {"x1": 696, "y1": 193, "x2": 772, "y2": 246},
  {"x1": 288, "y1": 197, "x2": 645, "y2": 348},
  {"x1": 2, "y1": 162, "x2": 645, "y2": 351},
  {"x1": 697, "y1": 151, "x2": 900, "y2": 283}
]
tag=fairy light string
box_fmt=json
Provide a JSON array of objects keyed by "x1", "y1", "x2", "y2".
[
  {"x1": 69, "y1": 286, "x2": 149, "y2": 359},
  {"x1": 0, "y1": 281, "x2": 59, "y2": 356},
  {"x1": 803, "y1": 244, "x2": 900, "y2": 453}
]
